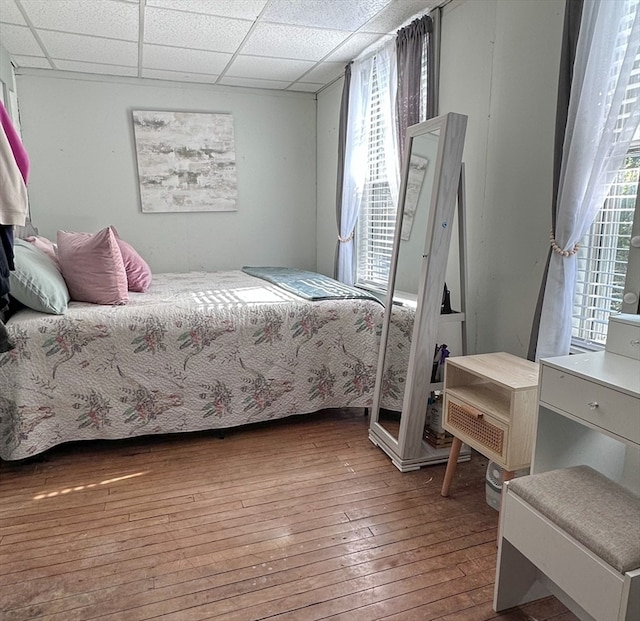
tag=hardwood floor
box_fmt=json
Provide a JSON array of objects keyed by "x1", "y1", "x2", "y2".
[{"x1": 0, "y1": 408, "x2": 578, "y2": 620}]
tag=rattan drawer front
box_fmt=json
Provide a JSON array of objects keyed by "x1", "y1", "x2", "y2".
[{"x1": 444, "y1": 396, "x2": 507, "y2": 460}]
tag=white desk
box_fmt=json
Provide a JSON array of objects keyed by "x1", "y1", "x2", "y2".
[
  {"x1": 532, "y1": 350, "x2": 640, "y2": 496},
  {"x1": 495, "y1": 318, "x2": 640, "y2": 620}
]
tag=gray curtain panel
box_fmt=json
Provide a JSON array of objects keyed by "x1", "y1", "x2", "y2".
[
  {"x1": 527, "y1": 0, "x2": 584, "y2": 361},
  {"x1": 396, "y1": 14, "x2": 433, "y2": 161},
  {"x1": 334, "y1": 63, "x2": 352, "y2": 280}
]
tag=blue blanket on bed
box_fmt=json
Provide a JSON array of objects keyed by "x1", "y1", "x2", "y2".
[{"x1": 242, "y1": 266, "x2": 382, "y2": 304}]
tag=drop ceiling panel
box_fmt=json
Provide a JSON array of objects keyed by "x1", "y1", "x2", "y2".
[
  {"x1": 0, "y1": 23, "x2": 44, "y2": 56},
  {"x1": 324, "y1": 32, "x2": 384, "y2": 63},
  {"x1": 10, "y1": 54, "x2": 51, "y2": 69},
  {"x1": 262, "y1": 0, "x2": 392, "y2": 31},
  {"x1": 21, "y1": 0, "x2": 139, "y2": 41},
  {"x1": 219, "y1": 76, "x2": 292, "y2": 90},
  {"x1": 300, "y1": 62, "x2": 344, "y2": 85},
  {"x1": 146, "y1": 0, "x2": 268, "y2": 21},
  {"x1": 226, "y1": 55, "x2": 314, "y2": 82},
  {"x1": 39, "y1": 30, "x2": 138, "y2": 66},
  {"x1": 143, "y1": 44, "x2": 231, "y2": 74},
  {"x1": 287, "y1": 82, "x2": 324, "y2": 93},
  {"x1": 0, "y1": 0, "x2": 27, "y2": 26},
  {"x1": 241, "y1": 22, "x2": 351, "y2": 61},
  {"x1": 54, "y1": 59, "x2": 138, "y2": 77},
  {"x1": 362, "y1": 0, "x2": 435, "y2": 34},
  {"x1": 144, "y1": 7, "x2": 252, "y2": 53},
  {"x1": 141, "y1": 68, "x2": 219, "y2": 83}
]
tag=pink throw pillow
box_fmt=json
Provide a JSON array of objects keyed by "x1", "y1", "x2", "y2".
[
  {"x1": 57, "y1": 227, "x2": 128, "y2": 305},
  {"x1": 111, "y1": 228, "x2": 152, "y2": 292},
  {"x1": 24, "y1": 235, "x2": 61, "y2": 271}
]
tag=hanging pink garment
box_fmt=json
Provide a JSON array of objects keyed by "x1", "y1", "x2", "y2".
[{"x1": 0, "y1": 100, "x2": 29, "y2": 184}]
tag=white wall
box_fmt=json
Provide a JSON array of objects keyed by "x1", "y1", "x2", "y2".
[
  {"x1": 16, "y1": 72, "x2": 317, "y2": 273},
  {"x1": 316, "y1": 0, "x2": 564, "y2": 357},
  {"x1": 439, "y1": 0, "x2": 563, "y2": 356}
]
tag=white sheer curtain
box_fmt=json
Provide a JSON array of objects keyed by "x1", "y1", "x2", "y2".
[
  {"x1": 376, "y1": 42, "x2": 400, "y2": 219},
  {"x1": 536, "y1": 0, "x2": 640, "y2": 360},
  {"x1": 337, "y1": 40, "x2": 398, "y2": 285}
]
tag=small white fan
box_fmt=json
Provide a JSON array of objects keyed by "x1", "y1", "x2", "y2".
[
  {"x1": 485, "y1": 461, "x2": 530, "y2": 511},
  {"x1": 485, "y1": 461, "x2": 503, "y2": 511},
  {"x1": 486, "y1": 461, "x2": 503, "y2": 490}
]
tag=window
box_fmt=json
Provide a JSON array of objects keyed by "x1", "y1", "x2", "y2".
[
  {"x1": 572, "y1": 144, "x2": 639, "y2": 347},
  {"x1": 419, "y1": 33, "x2": 429, "y2": 122},
  {"x1": 571, "y1": 3, "x2": 640, "y2": 349},
  {"x1": 355, "y1": 60, "x2": 396, "y2": 291},
  {"x1": 355, "y1": 45, "x2": 429, "y2": 291}
]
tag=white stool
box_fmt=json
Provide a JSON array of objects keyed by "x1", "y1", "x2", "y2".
[{"x1": 493, "y1": 465, "x2": 640, "y2": 621}]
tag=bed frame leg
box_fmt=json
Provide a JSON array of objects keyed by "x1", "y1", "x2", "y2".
[{"x1": 216, "y1": 429, "x2": 226, "y2": 439}]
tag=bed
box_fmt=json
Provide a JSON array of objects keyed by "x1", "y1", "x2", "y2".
[{"x1": 0, "y1": 269, "x2": 413, "y2": 461}]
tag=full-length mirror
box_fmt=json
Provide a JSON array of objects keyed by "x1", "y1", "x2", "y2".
[
  {"x1": 368, "y1": 112, "x2": 467, "y2": 471},
  {"x1": 374, "y1": 128, "x2": 441, "y2": 441}
]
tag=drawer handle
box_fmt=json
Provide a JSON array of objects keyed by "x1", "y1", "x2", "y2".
[
  {"x1": 631, "y1": 339, "x2": 640, "y2": 347},
  {"x1": 588, "y1": 401, "x2": 599, "y2": 410},
  {"x1": 465, "y1": 405, "x2": 484, "y2": 419},
  {"x1": 449, "y1": 401, "x2": 485, "y2": 420}
]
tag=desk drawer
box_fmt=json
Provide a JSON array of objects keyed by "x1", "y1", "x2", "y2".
[
  {"x1": 540, "y1": 366, "x2": 640, "y2": 444},
  {"x1": 444, "y1": 395, "x2": 508, "y2": 461}
]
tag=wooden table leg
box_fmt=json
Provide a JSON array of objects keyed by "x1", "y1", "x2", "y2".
[{"x1": 441, "y1": 436, "x2": 463, "y2": 497}]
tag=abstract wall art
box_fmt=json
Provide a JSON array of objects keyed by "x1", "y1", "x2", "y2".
[{"x1": 132, "y1": 110, "x2": 238, "y2": 213}]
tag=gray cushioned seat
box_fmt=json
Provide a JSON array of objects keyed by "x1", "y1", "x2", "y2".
[{"x1": 508, "y1": 465, "x2": 640, "y2": 573}]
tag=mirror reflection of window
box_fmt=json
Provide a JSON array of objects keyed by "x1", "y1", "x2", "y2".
[
  {"x1": 401, "y1": 154, "x2": 429, "y2": 241},
  {"x1": 394, "y1": 132, "x2": 440, "y2": 296}
]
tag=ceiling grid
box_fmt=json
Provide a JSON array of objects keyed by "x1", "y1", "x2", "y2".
[{"x1": 0, "y1": 0, "x2": 440, "y2": 92}]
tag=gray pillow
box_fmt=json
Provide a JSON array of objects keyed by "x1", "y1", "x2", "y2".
[{"x1": 9, "y1": 238, "x2": 70, "y2": 314}]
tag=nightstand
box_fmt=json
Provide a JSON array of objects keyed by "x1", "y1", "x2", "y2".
[{"x1": 440, "y1": 352, "x2": 539, "y2": 497}]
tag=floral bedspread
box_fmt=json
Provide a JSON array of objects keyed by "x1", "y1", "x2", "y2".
[{"x1": 0, "y1": 271, "x2": 412, "y2": 460}]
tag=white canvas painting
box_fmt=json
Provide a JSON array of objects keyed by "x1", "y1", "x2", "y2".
[
  {"x1": 400, "y1": 155, "x2": 429, "y2": 241},
  {"x1": 132, "y1": 110, "x2": 238, "y2": 213}
]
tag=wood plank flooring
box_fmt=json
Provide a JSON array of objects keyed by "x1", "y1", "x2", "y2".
[{"x1": 0, "y1": 408, "x2": 579, "y2": 620}]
